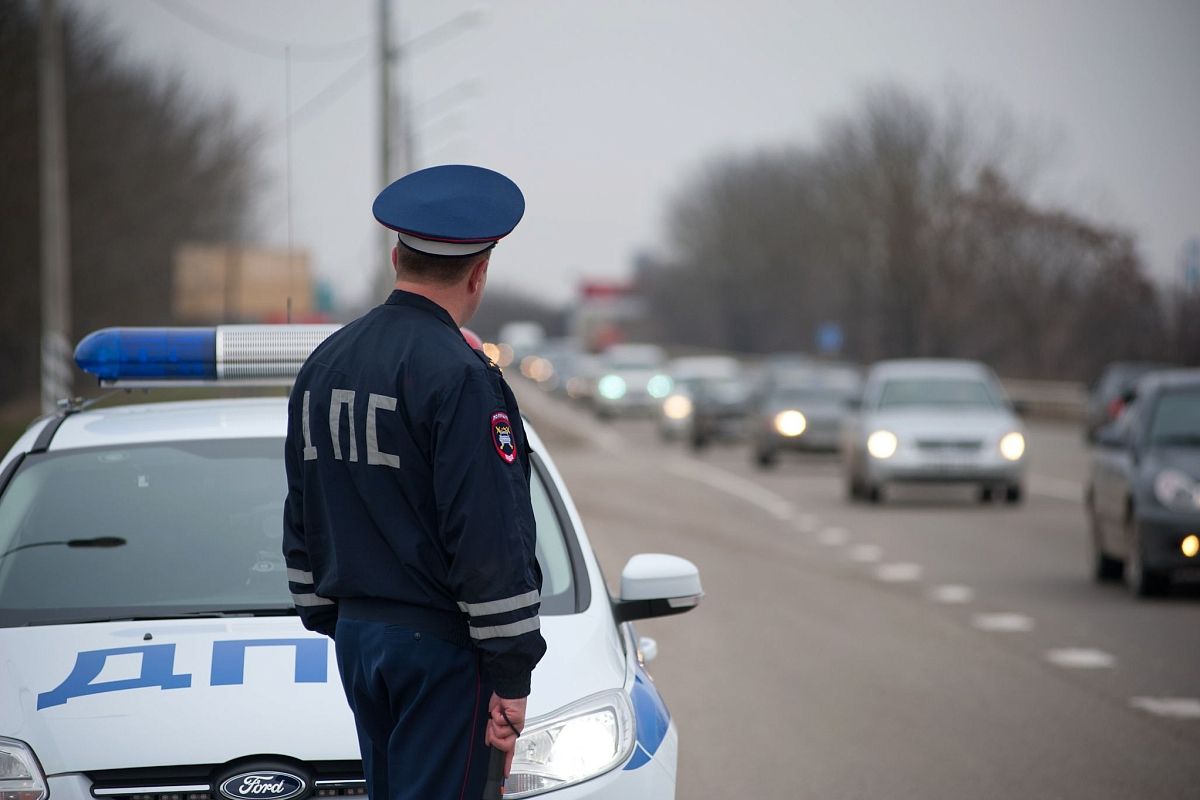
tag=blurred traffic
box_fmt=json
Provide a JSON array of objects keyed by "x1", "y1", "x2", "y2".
[{"x1": 490, "y1": 319, "x2": 1200, "y2": 600}]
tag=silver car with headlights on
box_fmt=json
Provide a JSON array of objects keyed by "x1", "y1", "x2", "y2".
[
  {"x1": 843, "y1": 359, "x2": 1027, "y2": 504},
  {"x1": 750, "y1": 363, "x2": 861, "y2": 467}
]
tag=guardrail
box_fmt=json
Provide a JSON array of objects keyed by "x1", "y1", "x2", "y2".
[{"x1": 1000, "y1": 379, "x2": 1088, "y2": 422}]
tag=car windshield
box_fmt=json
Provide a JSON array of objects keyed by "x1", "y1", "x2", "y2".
[
  {"x1": 1147, "y1": 389, "x2": 1200, "y2": 447},
  {"x1": 0, "y1": 438, "x2": 576, "y2": 626},
  {"x1": 877, "y1": 378, "x2": 1000, "y2": 409}
]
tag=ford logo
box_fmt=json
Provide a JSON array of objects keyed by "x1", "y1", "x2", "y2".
[{"x1": 218, "y1": 772, "x2": 306, "y2": 800}]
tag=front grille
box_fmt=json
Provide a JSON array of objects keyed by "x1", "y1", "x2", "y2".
[
  {"x1": 87, "y1": 762, "x2": 364, "y2": 800},
  {"x1": 916, "y1": 439, "x2": 982, "y2": 452}
]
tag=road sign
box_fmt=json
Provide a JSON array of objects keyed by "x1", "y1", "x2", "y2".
[{"x1": 816, "y1": 321, "x2": 843, "y2": 355}]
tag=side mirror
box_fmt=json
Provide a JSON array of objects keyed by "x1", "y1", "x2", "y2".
[
  {"x1": 1094, "y1": 424, "x2": 1125, "y2": 449},
  {"x1": 612, "y1": 553, "x2": 703, "y2": 623}
]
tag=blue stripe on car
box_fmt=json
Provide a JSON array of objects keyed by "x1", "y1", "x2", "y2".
[{"x1": 624, "y1": 665, "x2": 671, "y2": 770}]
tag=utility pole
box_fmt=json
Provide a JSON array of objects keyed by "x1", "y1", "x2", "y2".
[
  {"x1": 377, "y1": 0, "x2": 396, "y2": 297},
  {"x1": 39, "y1": 0, "x2": 73, "y2": 413}
]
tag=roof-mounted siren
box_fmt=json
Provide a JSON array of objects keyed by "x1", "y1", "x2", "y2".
[{"x1": 74, "y1": 325, "x2": 341, "y2": 387}]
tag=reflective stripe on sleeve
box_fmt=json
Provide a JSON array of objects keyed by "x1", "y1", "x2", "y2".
[
  {"x1": 287, "y1": 568, "x2": 314, "y2": 584},
  {"x1": 457, "y1": 589, "x2": 540, "y2": 617},
  {"x1": 291, "y1": 592, "x2": 335, "y2": 607},
  {"x1": 468, "y1": 616, "x2": 541, "y2": 640}
]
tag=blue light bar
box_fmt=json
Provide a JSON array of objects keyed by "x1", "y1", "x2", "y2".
[
  {"x1": 73, "y1": 325, "x2": 341, "y2": 386},
  {"x1": 75, "y1": 328, "x2": 217, "y2": 381}
]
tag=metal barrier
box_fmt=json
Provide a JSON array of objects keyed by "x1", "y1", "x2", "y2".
[{"x1": 1000, "y1": 378, "x2": 1088, "y2": 421}]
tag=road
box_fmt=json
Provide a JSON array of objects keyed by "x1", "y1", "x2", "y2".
[{"x1": 514, "y1": 380, "x2": 1200, "y2": 799}]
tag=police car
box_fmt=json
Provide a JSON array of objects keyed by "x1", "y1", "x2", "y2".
[{"x1": 0, "y1": 326, "x2": 702, "y2": 800}]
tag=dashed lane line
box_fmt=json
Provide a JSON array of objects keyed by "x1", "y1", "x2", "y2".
[
  {"x1": 666, "y1": 458, "x2": 795, "y2": 521},
  {"x1": 816, "y1": 527, "x2": 849, "y2": 546},
  {"x1": 875, "y1": 562, "x2": 923, "y2": 582},
  {"x1": 972, "y1": 612, "x2": 1035, "y2": 632},
  {"x1": 929, "y1": 584, "x2": 975, "y2": 604},
  {"x1": 848, "y1": 544, "x2": 883, "y2": 563},
  {"x1": 1045, "y1": 648, "x2": 1116, "y2": 669},
  {"x1": 1130, "y1": 697, "x2": 1200, "y2": 720},
  {"x1": 793, "y1": 513, "x2": 820, "y2": 533}
]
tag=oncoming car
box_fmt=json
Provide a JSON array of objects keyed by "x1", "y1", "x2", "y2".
[
  {"x1": 0, "y1": 326, "x2": 702, "y2": 800},
  {"x1": 843, "y1": 359, "x2": 1027, "y2": 504}
]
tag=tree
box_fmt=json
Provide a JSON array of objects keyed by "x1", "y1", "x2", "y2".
[{"x1": 0, "y1": 0, "x2": 259, "y2": 408}]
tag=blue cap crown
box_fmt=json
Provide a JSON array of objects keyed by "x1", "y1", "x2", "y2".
[{"x1": 373, "y1": 164, "x2": 525, "y2": 256}]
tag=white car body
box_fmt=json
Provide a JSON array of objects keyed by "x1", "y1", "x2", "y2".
[
  {"x1": 843, "y1": 359, "x2": 1028, "y2": 501},
  {"x1": 0, "y1": 395, "x2": 693, "y2": 800}
]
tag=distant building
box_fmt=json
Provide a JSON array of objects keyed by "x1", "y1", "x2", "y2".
[{"x1": 172, "y1": 244, "x2": 320, "y2": 323}]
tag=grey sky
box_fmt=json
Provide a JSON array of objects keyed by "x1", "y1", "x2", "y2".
[{"x1": 78, "y1": 0, "x2": 1200, "y2": 308}]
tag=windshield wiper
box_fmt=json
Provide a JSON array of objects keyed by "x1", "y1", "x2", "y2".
[
  {"x1": 1153, "y1": 435, "x2": 1200, "y2": 447},
  {"x1": 0, "y1": 536, "x2": 126, "y2": 560}
]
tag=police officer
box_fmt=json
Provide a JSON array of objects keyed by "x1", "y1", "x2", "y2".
[{"x1": 282, "y1": 164, "x2": 546, "y2": 799}]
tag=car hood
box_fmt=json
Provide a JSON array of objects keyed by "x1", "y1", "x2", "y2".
[
  {"x1": 1, "y1": 614, "x2": 624, "y2": 774},
  {"x1": 862, "y1": 408, "x2": 1021, "y2": 439},
  {"x1": 1145, "y1": 446, "x2": 1200, "y2": 478}
]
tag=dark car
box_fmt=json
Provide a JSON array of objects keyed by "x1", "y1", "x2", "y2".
[
  {"x1": 1085, "y1": 361, "x2": 1174, "y2": 441},
  {"x1": 750, "y1": 364, "x2": 862, "y2": 467},
  {"x1": 688, "y1": 375, "x2": 752, "y2": 450},
  {"x1": 1087, "y1": 369, "x2": 1200, "y2": 596}
]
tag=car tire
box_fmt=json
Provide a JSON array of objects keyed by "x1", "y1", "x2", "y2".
[
  {"x1": 1004, "y1": 484, "x2": 1023, "y2": 505},
  {"x1": 978, "y1": 485, "x2": 994, "y2": 503},
  {"x1": 755, "y1": 448, "x2": 777, "y2": 469},
  {"x1": 866, "y1": 483, "x2": 884, "y2": 504},
  {"x1": 1126, "y1": 519, "x2": 1169, "y2": 598}
]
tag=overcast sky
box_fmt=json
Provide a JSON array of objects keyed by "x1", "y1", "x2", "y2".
[{"x1": 77, "y1": 0, "x2": 1200, "y2": 309}]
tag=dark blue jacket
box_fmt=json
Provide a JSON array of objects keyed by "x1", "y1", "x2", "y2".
[{"x1": 282, "y1": 290, "x2": 545, "y2": 698}]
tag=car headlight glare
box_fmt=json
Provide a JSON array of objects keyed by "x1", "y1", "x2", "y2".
[
  {"x1": 505, "y1": 690, "x2": 635, "y2": 798},
  {"x1": 867, "y1": 430, "x2": 898, "y2": 459},
  {"x1": 662, "y1": 393, "x2": 693, "y2": 420},
  {"x1": 597, "y1": 375, "x2": 626, "y2": 400},
  {"x1": 774, "y1": 410, "x2": 807, "y2": 437},
  {"x1": 0, "y1": 738, "x2": 48, "y2": 800},
  {"x1": 1153, "y1": 469, "x2": 1200, "y2": 510},
  {"x1": 999, "y1": 432, "x2": 1026, "y2": 461},
  {"x1": 647, "y1": 374, "x2": 672, "y2": 399}
]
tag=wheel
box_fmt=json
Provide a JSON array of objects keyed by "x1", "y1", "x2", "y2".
[
  {"x1": 866, "y1": 483, "x2": 884, "y2": 504},
  {"x1": 1004, "y1": 484, "x2": 1023, "y2": 505},
  {"x1": 754, "y1": 448, "x2": 777, "y2": 469},
  {"x1": 978, "y1": 485, "x2": 994, "y2": 503},
  {"x1": 690, "y1": 432, "x2": 709, "y2": 451},
  {"x1": 845, "y1": 472, "x2": 863, "y2": 502},
  {"x1": 1087, "y1": 496, "x2": 1123, "y2": 582},
  {"x1": 1126, "y1": 519, "x2": 1169, "y2": 597}
]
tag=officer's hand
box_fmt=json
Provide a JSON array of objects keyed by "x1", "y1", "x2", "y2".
[{"x1": 485, "y1": 693, "x2": 527, "y2": 775}]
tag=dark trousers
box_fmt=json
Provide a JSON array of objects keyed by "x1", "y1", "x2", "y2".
[{"x1": 334, "y1": 618, "x2": 494, "y2": 800}]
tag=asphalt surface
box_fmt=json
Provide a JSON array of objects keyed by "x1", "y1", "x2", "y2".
[{"x1": 514, "y1": 380, "x2": 1200, "y2": 800}]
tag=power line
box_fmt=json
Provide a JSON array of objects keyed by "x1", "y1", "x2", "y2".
[
  {"x1": 260, "y1": 53, "x2": 375, "y2": 140},
  {"x1": 149, "y1": 0, "x2": 370, "y2": 61}
]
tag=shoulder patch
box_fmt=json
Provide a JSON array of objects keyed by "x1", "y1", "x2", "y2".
[{"x1": 491, "y1": 411, "x2": 518, "y2": 464}]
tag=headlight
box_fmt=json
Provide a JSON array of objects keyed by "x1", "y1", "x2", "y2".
[
  {"x1": 1153, "y1": 469, "x2": 1200, "y2": 510},
  {"x1": 999, "y1": 432, "x2": 1026, "y2": 461},
  {"x1": 662, "y1": 394, "x2": 693, "y2": 420},
  {"x1": 647, "y1": 374, "x2": 672, "y2": 399},
  {"x1": 774, "y1": 410, "x2": 807, "y2": 437},
  {"x1": 505, "y1": 690, "x2": 635, "y2": 798},
  {"x1": 866, "y1": 430, "x2": 898, "y2": 459},
  {"x1": 0, "y1": 737, "x2": 48, "y2": 800},
  {"x1": 597, "y1": 375, "x2": 626, "y2": 400}
]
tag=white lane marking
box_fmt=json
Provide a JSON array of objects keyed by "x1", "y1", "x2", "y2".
[
  {"x1": 875, "y1": 562, "x2": 923, "y2": 582},
  {"x1": 1130, "y1": 697, "x2": 1200, "y2": 719},
  {"x1": 848, "y1": 544, "x2": 883, "y2": 563},
  {"x1": 1045, "y1": 648, "x2": 1116, "y2": 669},
  {"x1": 816, "y1": 527, "x2": 849, "y2": 546},
  {"x1": 1029, "y1": 474, "x2": 1083, "y2": 502},
  {"x1": 972, "y1": 613, "x2": 1035, "y2": 632},
  {"x1": 666, "y1": 459, "x2": 795, "y2": 520},
  {"x1": 794, "y1": 513, "x2": 820, "y2": 533},
  {"x1": 929, "y1": 584, "x2": 975, "y2": 604}
]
